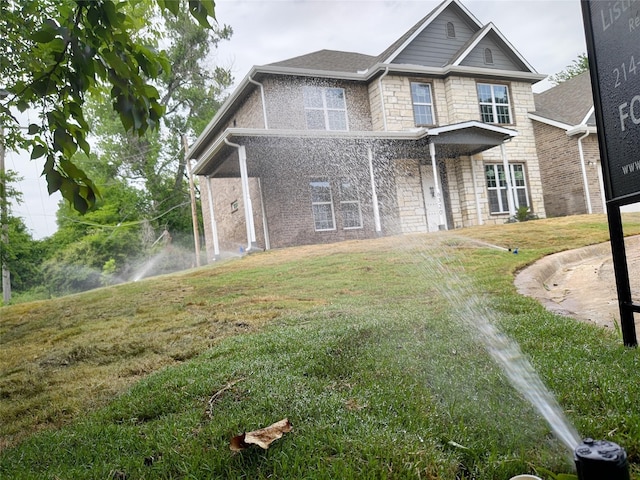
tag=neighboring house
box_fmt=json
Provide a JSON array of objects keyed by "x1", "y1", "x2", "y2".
[
  {"x1": 188, "y1": 0, "x2": 548, "y2": 259},
  {"x1": 529, "y1": 71, "x2": 605, "y2": 217}
]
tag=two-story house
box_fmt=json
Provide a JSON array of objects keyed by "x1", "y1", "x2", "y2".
[{"x1": 188, "y1": 0, "x2": 547, "y2": 259}]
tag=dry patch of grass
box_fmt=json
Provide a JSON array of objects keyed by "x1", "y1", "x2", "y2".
[
  {"x1": 0, "y1": 266, "x2": 325, "y2": 449},
  {"x1": 2, "y1": 213, "x2": 640, "y2": 455}
]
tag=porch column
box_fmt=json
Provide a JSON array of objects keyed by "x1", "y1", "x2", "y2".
[
  {"x1": 205, "y1": 176, "x2": 221, "y2": 261},
  {"x1": 237, "y1": 145, "x2": 258, "y2": 251},
  {"x1": 367, "y1": 146, "x2": 382, "y2": 233},
  {"x1": 429, "y1": 142, "x2": 447, "y2": 229},
  {"x1": 470, "y1": 155, "x2": 484, "y2": 226},
  {"x1": 500, "y1": 143, "x2": 516, "y2": 217}
]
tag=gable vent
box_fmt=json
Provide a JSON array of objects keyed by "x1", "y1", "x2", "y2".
[
  {"x1": 446, "y1": 21, "x2": 456, "y2": 38},
  {"x1": 484, "y1": 48, "x2": 494, "y2": 65}
]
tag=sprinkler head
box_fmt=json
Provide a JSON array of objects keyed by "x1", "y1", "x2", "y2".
[{"x1": 574, "y1": 438, "x2": 629, "y2": 480}]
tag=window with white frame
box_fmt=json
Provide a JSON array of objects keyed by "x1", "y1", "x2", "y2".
[
  {"x1": 410, "y1": 82, "x2": 435, "y2": 126},
  {"x1": 477, "y1": 83, "x2": 511, "y2": 124},
  {"x1": 310, "y1": 179, "x2": 336, "y2": 231},
  {"x1": 485, "y1": 163, "x2": 529, "y2": 214},
  {"x1": 303, "y1": 86, "x2": 348, "y2": 131},
  {"x1": 339, "y1": 179, "x2": 362, "y2": 229}
]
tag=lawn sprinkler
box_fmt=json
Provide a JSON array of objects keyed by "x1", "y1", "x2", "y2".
[{"x1": 574, "y1": 438, "x2": 629, "y2": 480}]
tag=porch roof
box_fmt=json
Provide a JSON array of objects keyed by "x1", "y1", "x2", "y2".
[{"x1": 192, "y1": 121, "x2": 517, "y2": 177}]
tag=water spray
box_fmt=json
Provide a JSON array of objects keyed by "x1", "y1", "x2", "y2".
[{"x1": 574, "y1": 438, "x2": 629, "y2": 480}]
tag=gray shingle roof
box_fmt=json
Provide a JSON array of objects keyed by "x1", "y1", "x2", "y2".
[
  {"x1": 267, "y1": 49, "x2": 378, "y2": 73},
  {"x1": 533, "y1": 71, "x2": 594, "y2": 126}
]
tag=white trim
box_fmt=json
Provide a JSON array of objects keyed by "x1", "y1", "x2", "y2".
[
  {"x1": 428, "y1": 120, "x2": 517, "y2": 137},
  {"x1": 579, "y1": 106, "x2": 595, "y2": 126},
  {"x1": 528, "y1": 112, "x2": 573, "y2": 131}
]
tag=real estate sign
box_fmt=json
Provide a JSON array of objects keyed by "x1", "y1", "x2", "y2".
[{"x1": 582, "y1": 0, "x2": 640, "y2": 204}]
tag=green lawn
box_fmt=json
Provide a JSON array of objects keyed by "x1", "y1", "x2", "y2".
[{"x1": 2, "y1": 214, "x2": 640, "y2": 479}]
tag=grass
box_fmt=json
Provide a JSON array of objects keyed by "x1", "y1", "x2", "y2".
[{"x1": 2, "y1": 214, "x2": 640, "y2": 479}]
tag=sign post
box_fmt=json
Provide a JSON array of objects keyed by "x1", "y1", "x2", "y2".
[{"x1": 582, "y1": 0, "x2": 640, "y2": 346}]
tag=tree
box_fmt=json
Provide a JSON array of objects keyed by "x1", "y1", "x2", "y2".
[
  {"x1": 0, "y1": 0, "x2": 216, "y2": 213},
  {"x1": 549, "y1": 53, "x2": 589, "y2": 85}
]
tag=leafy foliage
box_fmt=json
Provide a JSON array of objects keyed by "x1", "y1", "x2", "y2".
[
  {"x1": 0, "y1": 0, "x2": 217, "y2": 213},
  {"x1": 549, "y1": 53, "x2": 589, "y2": 85}
]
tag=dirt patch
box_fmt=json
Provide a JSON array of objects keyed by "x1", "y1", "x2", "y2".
[{"x1": 515, "y1": 235, "x2": 640, "y2": 331}]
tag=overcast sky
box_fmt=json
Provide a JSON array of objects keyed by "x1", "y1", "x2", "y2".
[{"x1": 12, "y1": 0, "x2": 587, "y2": 240}]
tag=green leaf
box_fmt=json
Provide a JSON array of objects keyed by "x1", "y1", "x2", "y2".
[
  {"x1": 53, "y1": 128, "x2": 78, "y2": 157},
  {"x1": 158, "y1": 0, "x2": 180, "y2": 16},
  {"x1": 27, "y1": 124, "x2": 41, "y2": 135},
  {"x1": 45, "y1": 168, "x2": 63, "y2": 194},
  {"x1": 31, "y1": 27, "x2": 57, "y2": 43},
  {"x1": 188, "y1": 0, "x2": 213, "y2": 28},
  {"x1": 31, "y1": 144, "x2": 46, "y2": 159}
]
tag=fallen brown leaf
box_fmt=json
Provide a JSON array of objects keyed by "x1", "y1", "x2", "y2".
[{"x1": 230, "y1": 418, "x2": 293, "y2": 451}]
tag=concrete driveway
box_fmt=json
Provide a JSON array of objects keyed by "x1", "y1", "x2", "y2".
[{"x1": 515, "y1": 235, "x2": 640, "y2": 333}]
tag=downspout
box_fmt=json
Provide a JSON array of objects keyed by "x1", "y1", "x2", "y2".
[
  {"x1": 258, "y1": 178, "x2": 271, "y2": 250},
  {"x1": 429, "y1": 142, "x2": 447, "y2": 229},
  {"x1": 367, "y1": 146, "x2": 382, "y2": 233},
  {"x1": 206, "y1": 176, "x2": 221, "y2": 260},
  {"x1": 224, "y1": 138, "x2": 259, "y2": 251},
  {"x1": 378, "y1": 67, "x2": 390, "y2": 131},
  {"x1": 597, "y1": 159, "x2": 606, "y2": 213},
  {"x1": 577, "y1": 129, "x2": 593, "y2": 214},
  {"x1": 248, "y1": 76, "x2": 269, "y2": 130}
]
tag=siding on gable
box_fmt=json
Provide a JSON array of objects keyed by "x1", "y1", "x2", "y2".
[
  {"x1": 392, "y1": 9, "x2": 478, "y2": 67},
  {"x1": 459, "y1": 35, "x2": 524, "y2": 71}
]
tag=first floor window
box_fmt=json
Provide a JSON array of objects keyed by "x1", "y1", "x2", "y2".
[
  {"x1": 485, "y1": 163, "x2": 529, "y2": 214},
  {"x1": 411, "y1": 82, "x2": 435, "y2": 126},
  {"x1": 339, "y1": 179, "x2": 362, "y2": 229},
  {"x1": 477, "y1": 83, "x2": 511, "y2": 124},
  {"x1": 303, "y1": 86, "x2": 348, "y2": 131},
  {"x1": 310, "y1": 179, "x2": 336, "y2": 231}
]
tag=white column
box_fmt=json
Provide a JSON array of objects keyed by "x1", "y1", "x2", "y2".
[
  {"x1": 238, "y1": 145, "x2": 258, "y2": 250},
  {"x1": 470, "y1": 155, "x2": 484, "y2": 225},
  {"x1": 429, "y1": 142, "x2": 447, "y2": 229},
  {"x1": 367, "y1": 146, "x2": 382, "y2": 232},
  {"x1": 206, "y1": 176, "x2": 221, "y2": 260},
  {"x1": 500, "y1": 143, "x2": 516, "y2": 217}
]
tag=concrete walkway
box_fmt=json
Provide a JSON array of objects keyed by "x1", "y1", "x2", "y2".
[{"x1": 514, "y1": 235, "x2": 640, "y2": 332}]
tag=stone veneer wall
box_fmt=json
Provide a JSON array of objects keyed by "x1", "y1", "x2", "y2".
[
  {"x1": 394, "y1": 159, "x2": 428, "y2": 233},
  {"x1": 374, "y1": 74, "x2": 546, "y2": 226}
]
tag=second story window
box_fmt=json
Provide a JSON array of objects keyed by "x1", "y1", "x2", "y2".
[
  {"x1": 303, "y1": 86, "x2": 348, "y2": 131},
  {"x1": 477, "y1": 83, "x2": 512, "y2": 124},
  {"x1": 410, "y1": 82, "x2": 435, "y2": 126}
]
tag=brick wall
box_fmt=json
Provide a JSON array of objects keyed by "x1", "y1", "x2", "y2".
[{"x1": 532, "y1": 122, "x2": 603, "y2": 216}]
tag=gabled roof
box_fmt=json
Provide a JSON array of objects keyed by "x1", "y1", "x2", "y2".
[
  {"x1": 377, "y1": 0, "x2": 482, "y2": 65},
  {"x1": 450, "y1": 22, "x2": 537, "y2": 72},
  {"x1": 530, "y1": 71, "x2": 595, "y2": 129},
  {"x1": 268, "y1": 49, "x2": 377, "y2": 74}
]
